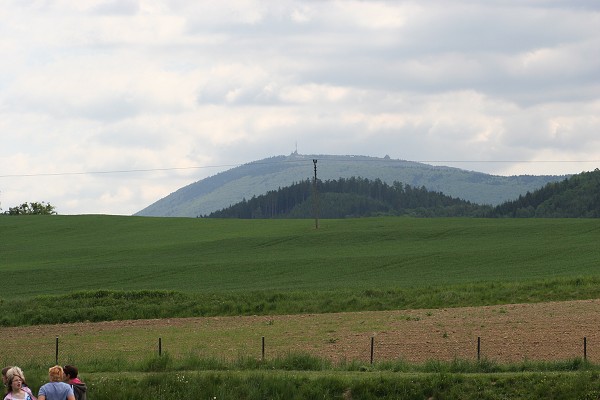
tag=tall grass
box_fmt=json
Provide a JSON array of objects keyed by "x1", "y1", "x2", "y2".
[
  {"x1": 12, "y1": 355, "x2": 600, "y2": 400},
  {"x1": 11, "y1": 351, "x2": 598, "y2": 375},
  {"x1": 58, "y1": 371, "x2": 600, "y2": 400},
  {"x1": 1, "y1": 275, "x2": 599, "y2": 326}
]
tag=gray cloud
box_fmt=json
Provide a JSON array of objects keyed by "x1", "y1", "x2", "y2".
[{"x1": 90, "y1": 0, "x2": 140, "y2": 15}]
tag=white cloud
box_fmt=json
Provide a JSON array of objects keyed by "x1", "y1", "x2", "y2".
[
  {"x1": 334, "y1": 1, "x2": 412, "y2": 30},
  {"x1": 279, "y1": 84, "x2": 350, "y2": 104}
]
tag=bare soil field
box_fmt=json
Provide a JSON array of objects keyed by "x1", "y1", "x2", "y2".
[{"x1": 2, "y1": 299, "x2": 599, "y2": 364}]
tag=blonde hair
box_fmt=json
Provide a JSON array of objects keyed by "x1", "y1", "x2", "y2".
[
  {"x1": 48, "y1": 365, "x2": 64, "y2": 382},
  {"x1": 6, "y1": 367, "x2": 26, "y2": 385}
]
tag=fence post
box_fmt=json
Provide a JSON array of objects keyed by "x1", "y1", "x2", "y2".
[
  {"x1": 158, "y1": 337, "x2": 162, "y2": 357},
  {"x1": 584, "y1": 337, "x2": 587, "y2": 361},
  {"x1": 477, "y1": 337, "x2": 481, "y2": 361},
  {"x1": 55, "y1": 337, "x2": 59, "y2": 365},
  {"x1": 370, "y1": 337, "x2": 374, "y2": 365},
  {"x1": 262, "y1": 336, "x2": 265, "y2": 361}
]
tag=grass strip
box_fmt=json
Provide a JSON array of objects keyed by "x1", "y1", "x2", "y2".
[
  {"x1": 1, "y1": 276, "x2": 600, "y2": 327},
  {"x1": 16, "y1": 368, "x2": 600, "y2": 400}
]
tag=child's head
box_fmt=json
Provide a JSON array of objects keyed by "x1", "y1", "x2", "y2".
[
  {"x1": 5, "y1": 367, "x2": 26, "y2": 387},
  {"x1": 7, "y1": 374, "x2": 23, "y2": 393}
]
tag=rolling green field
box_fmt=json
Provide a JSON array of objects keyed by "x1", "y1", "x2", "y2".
[
  {"x1": 2, "y1": 215, "x2": 600, "y2": 297},
  {"x1": 2, "y1": 215, "x2": 600, "y2": 326}
]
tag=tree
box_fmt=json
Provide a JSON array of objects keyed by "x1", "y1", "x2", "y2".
[{"x1": 4, "y1": 201, "x2": 57, "y2": 215}]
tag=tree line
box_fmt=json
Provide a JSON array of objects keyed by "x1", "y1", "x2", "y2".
[
  {"x1": 1, "y1": 201, "x2": 57, "y2": 215},
  {"x1": 208, "y1": 169, "x2": 600, "y2": 219},
  {"x1": 207, "y1": 177, "x2": 488, "y2": 218},
  {"x1": 488, "y1": 168, "x2": 600, "y2": 217}
]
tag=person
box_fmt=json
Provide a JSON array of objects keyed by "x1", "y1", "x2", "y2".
[
  {"x1": 4, "y1": 367, "x2": 35, "y2": 400},
  {"x1": 61, "y1": 367, "x2": 85, "y2": 400},
  {"x1": 4, "y1": 371, "x2": 36, "y2": 400},
  {"x1": 1, "y1": 367, "x2": 10, "y2": 389},
  {"x1": 37, "y1": 366, "x2": 74, "y2": 400}
]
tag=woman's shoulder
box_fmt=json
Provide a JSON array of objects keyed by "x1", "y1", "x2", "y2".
[
  {"x1": 42, "y1": 381, "x2": 69, "y2": 386},
  {"x1": 40, "y1": 381, "x2": 70, "y2": 391}
]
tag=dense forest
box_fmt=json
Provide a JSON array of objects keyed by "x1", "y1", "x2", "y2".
[
  {"x1": 489, "y1": 168, "x2": 600, "y2": 217},
  {"x1": 206, "y1": 169, "x2": 600, "y2": 219},
  {"x1": 207, "y1": 177, "x2": 488, "y2": 218}
]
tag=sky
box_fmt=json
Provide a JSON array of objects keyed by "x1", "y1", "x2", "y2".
[{"x1": 1, "y1": 0, "x2": 599, "y2": 215}]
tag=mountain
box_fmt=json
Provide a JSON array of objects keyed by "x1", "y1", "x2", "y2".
[
  {"x1": 489, "y1": 169, "x2": 600, "y2": 217},
  {"x1": 135, "y1": 153, "x2": 567, "y2": 218}
]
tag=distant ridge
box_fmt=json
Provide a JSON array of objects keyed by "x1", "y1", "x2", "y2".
[
  {"x1": 135, "y1": 154, "x2": 567, "y2": 217},
  {"x1": 490, "y1": 169, "x2": 600, "y2": 217}
]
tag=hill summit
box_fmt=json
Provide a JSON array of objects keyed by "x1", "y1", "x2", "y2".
[{"x1": 135, "y1": 154, "x2": 565, "y2": 218}]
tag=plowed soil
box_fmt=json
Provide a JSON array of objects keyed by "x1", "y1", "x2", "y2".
[{"x1": 2, "y1": 299, "x2": 599, "y2": 364}]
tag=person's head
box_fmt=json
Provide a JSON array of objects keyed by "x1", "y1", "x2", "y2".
[
  {"x1": 1, "y1": 367, "x2": 11, "y2": 386},
  {"x1": 63, "y1": 365, "x2": 78, "y2": 380},
  {"x1": 7, "y1": 374, "x2": 23, "y2": 394},
  {"x1": 48, "y1": 365, "x2": 64, "y2": 382},
  {"x1": 6, "y1": 367, "x2": 27, "y2": 387}
]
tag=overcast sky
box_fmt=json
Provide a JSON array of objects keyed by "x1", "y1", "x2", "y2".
[{"x1": 1, "y1": 0, "x2": 599, "y2": 215}]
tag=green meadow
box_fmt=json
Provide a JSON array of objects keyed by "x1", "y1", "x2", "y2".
[
  {"x1": 2, "y1": 215, "x2": 600, "y2": 296},
  {"x1": 1, "y1": 215, "x2": 600, "y2": 326}
]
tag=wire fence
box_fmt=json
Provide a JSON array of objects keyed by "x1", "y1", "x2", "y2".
[{"x1": 0, "y1": 334, "x2": 594, "y2": 368}]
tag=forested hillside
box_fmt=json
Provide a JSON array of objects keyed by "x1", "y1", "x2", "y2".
[
  {"x1": 208, "y1": 177, "x2": 488, "y2": 218},
  {"x1": 209, "y1": 169, "x2": 600, "y2": 219},
  {"x1": 136, "y1": 154, "x2": 565, "y2": 217},
  {"x1": 489, "y1": 169, "x2": 600, "y2": 217}
]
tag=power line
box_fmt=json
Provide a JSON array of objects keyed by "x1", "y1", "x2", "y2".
[
  {"x1": 0, "y1": 165, "x2": 240, "y2": 178},
  {"x1": 0, "y1": 158, "x2": 598, "y2": 178},
  {"x1": 413, "y1": 160, "x2": 600, "y2": 163}
]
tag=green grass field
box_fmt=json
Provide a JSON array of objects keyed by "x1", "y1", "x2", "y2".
[
  {"x1": 2, "y1": 215, "x2": 600, "y2": 298},
  {"x1": 3, "y1": 215, "x2": 600, "y2": 398},
  {"x1": 2, "y1": 215, "x2": 600, "y2": 326}
]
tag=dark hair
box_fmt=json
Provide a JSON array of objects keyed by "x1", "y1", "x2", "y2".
[
  {"x1": 6, "y1": 374, "x2": 24, "y2": 395},
  {"x1": 63, "y1": 365, "x2": 78, "y2": 379},
  {"x1": 5, "y1": 367, "x2": 28, "y2": 393},
  {"x1": 2, "y1": 366, "x2": 10, "y2": 394}
]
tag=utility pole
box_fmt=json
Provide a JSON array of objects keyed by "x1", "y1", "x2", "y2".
[{"x1": 312, "y1": 159, "x2": 319, "y2": 229}]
